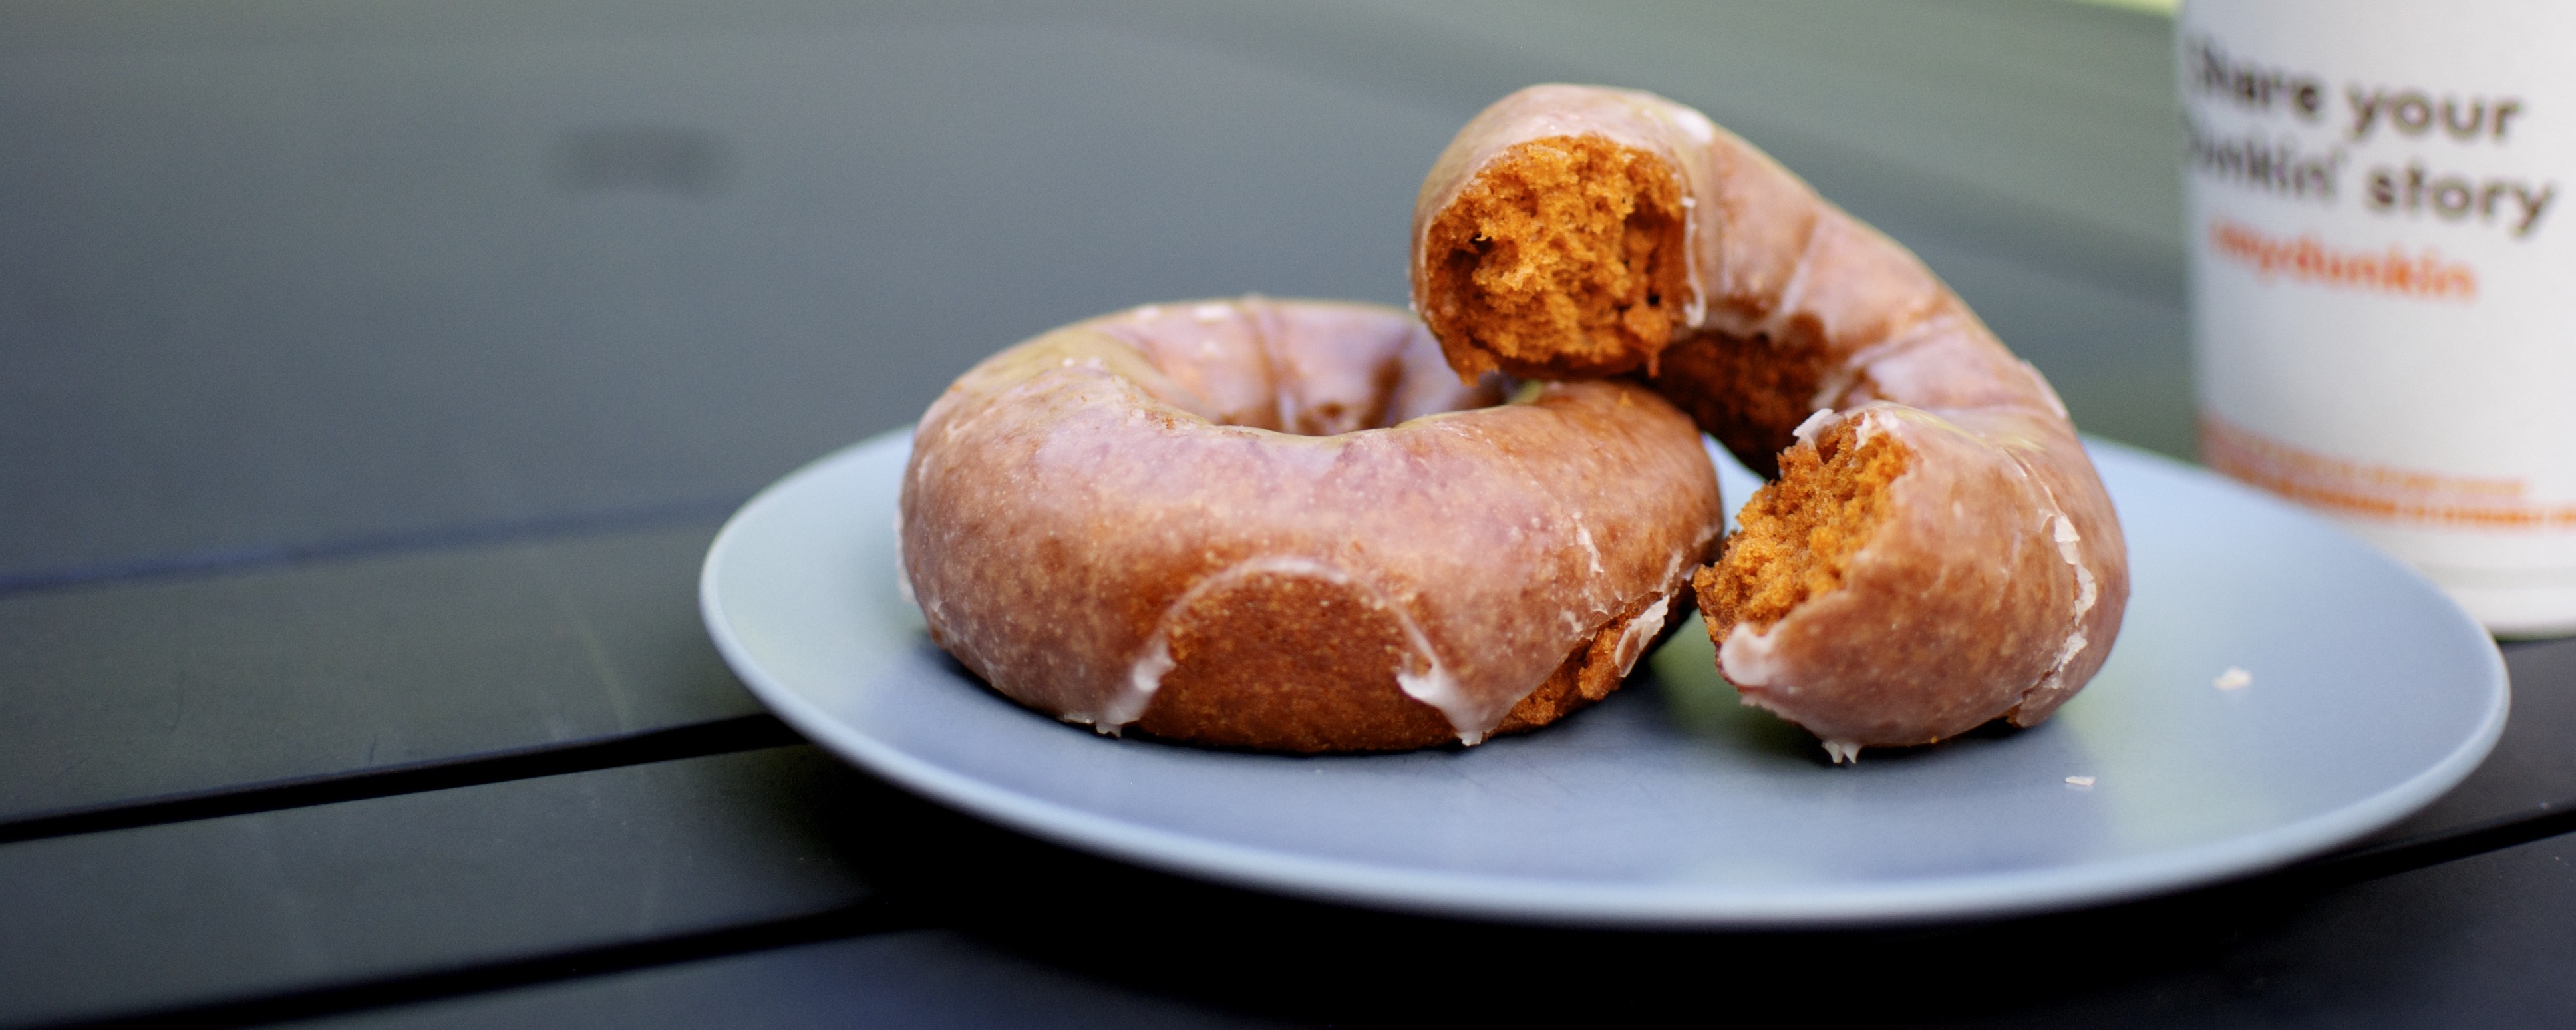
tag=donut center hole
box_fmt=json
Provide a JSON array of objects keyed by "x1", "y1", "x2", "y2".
[
  {"x1": 1109, "y1": 301, "x2": 1504, "y2": 436},
  {"x1": 1421, "y1": 135, "x2": 1690, "y2": 378},
  {"x1": 1698, "y1": 419, "x2": 1909, "y2": 635}
]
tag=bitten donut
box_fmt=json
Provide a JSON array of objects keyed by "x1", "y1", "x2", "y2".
[
  {"x1": 1412, "y1": 85, "x2": 2129, "y2": 761},
  {"x1": 899, "y1": 298, "x2": 1724, "y2": 753}
]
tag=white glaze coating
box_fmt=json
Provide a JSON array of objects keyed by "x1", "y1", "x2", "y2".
[
  {"x1": 901, "y1": 299, "x2": 1726, "y2": 747},
  {"x1": 1609, "y1": 594, "x2": 1673, "y2": 679}
]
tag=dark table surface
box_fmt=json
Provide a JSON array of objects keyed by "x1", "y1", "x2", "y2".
[{"x1": 4, "y1": 1, "x2": 2571, "y2": 1026}]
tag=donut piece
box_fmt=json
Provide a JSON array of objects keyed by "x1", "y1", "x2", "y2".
[
  {"x1": 899, "y1": 298, "x2": 1724, "y2": 753},
  {"x1": 1412, "y1": 85, "x2": 2129, "y2": 760}
]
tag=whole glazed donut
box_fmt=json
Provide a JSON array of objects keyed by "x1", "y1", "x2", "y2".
[
  {"x1": 1412, "y1": 85, "x2": 2130, "y2": 761},
  {"x1": 899, "y1": 298, "x2": 1724, "y2": 753}
]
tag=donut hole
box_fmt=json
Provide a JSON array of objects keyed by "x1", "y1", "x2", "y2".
[
  {"x1": 1421, "y1": 134, "x2": 1690, "y2": 379},
  {"x1": 1105, "y1": 299, "x2": 1504, "y2": 436},
  {"x1": 1697, "y1": 419, "x2": 1910, "y2": 635}
]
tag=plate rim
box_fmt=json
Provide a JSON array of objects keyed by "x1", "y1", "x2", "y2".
[{"x1": 701, "y1": 429, "x2": 2511, "y2": 928}]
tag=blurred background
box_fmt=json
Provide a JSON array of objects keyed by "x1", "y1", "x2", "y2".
[{"x1": 0, "y1": 0, "x2": 2185, "y2": 585}]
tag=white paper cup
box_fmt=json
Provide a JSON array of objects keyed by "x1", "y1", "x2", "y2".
[{"x1": 2181, "y1": 0, "x2": 2576, "y2": 637}]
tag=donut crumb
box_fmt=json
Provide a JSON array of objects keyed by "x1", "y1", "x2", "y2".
[
  {"x1": 1697, "y1": 419, "x2": 1909, "y2": 634},
  {"x1": 1423, "y1": 135, "x2": 1688, "y2": 378}
]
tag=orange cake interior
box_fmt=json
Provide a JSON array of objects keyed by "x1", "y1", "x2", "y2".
[
  {"x1": 1421, "y1": 135, "x2": 1689, "y2": 378},
  {"x1": 1697, "y1": 419, "x2": 1910, "y2": 634}
]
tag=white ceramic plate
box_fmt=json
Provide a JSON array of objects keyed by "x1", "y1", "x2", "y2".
[{"x1": 701, "y1": 430, "x2": 2507, "y2": 928}]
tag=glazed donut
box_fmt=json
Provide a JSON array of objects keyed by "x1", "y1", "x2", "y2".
[
  {"x1": 1412, "y1": 85, "x2": 2129, "y2": 760},
  {"x1": 899, "y1": 298, "x2": 1724, "y2": 753}
]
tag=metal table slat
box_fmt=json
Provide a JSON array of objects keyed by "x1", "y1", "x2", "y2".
[
  {"x1": 295, "y1": 930, "x2": 1289, "y2": 1030},
  {"x1": 0, "y1": 524, "x2": 754, "y2": 822},
  {"x1": 900, "y1": 824, "x2": 2576, "y2": 1029},
  {"x1": 0, "y1": 746, "x2": 873, "y2": 1029},
  {"x1": 1964, "y1": 832, "x2": 2576, "y2": 1027},
  {"x1": 285, "y1": 812, "x2": 2576, "y2": 1029}
]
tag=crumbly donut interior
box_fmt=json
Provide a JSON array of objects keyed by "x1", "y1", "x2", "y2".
[
  {"x1": 1700, "y1": 420, "x2": 1910, "y2": 632},
  {"x1": 1423, "y1": 135, "x2": 1688, "y2": 378}
]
